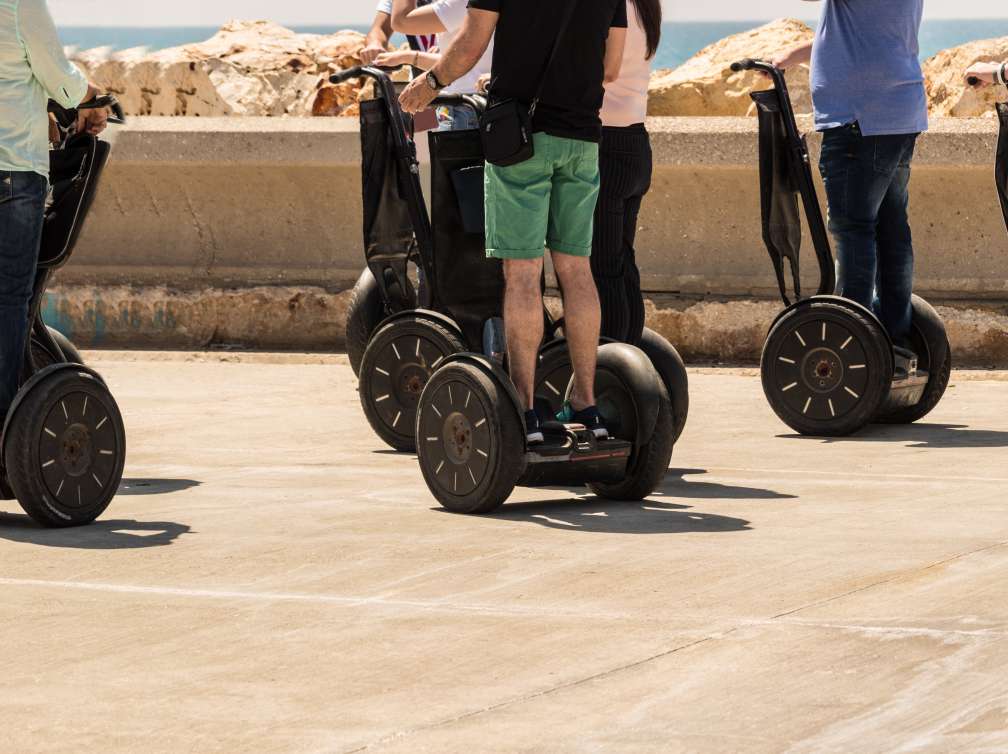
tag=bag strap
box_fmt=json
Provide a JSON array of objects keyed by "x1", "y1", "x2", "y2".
[{"x1": 530, "y1": 0, "x2": 580, "y2": 115}]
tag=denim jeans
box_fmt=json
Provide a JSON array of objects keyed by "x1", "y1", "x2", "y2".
[
  {"x1": 819, "y1": 124, "x2": 918, "y2": 344},
  {"x1": 0, "y1": 170, "x2": 46, "y2": 413},
  {"x1": 434, "y1": 103, "x2": 480, "y2": 132}
]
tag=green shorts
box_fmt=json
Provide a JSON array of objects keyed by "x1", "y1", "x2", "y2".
[{"x1": 484, "y1": 132, "x2": 600, "y2": 260}]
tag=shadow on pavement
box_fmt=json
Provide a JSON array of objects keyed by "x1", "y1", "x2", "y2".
[
  {"x1": 0, "y1": 517, "x2": 191, "y2": 549},
  {"x1": 118, "y1": 478, "x2": 202, "y2": 495},
  {"x1": 475, "y1": 497, "x2": 752, "y2": 535},
  {"x1": 780, "y1": 423, "x2": 1008, "y2": 449},
  {"x1": 656, "y1": 468, "x2": 797, "y2": 500}
]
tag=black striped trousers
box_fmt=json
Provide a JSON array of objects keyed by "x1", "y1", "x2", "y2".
[{"x1": 591, "y1": 123, "x2": 652, "y2": 345}]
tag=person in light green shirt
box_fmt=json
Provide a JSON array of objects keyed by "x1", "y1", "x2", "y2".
[{"x1": 0, "y1": 0, "x2": 107, "y2": 414}]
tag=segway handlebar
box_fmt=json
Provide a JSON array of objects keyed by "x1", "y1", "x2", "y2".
[{"x1": 731, "y1": 58, "x2": 789, "y2": 92}]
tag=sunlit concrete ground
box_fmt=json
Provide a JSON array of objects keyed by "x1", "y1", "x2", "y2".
[{"x1": 2, "y1": 353, "x2": 1007, "y2": 753}]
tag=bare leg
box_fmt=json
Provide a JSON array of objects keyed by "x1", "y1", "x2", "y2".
[
  {"x1": 503, "y1": 258, "x2": 545, "y2": 409},
  {"x1": 551, "y1": 252, "x2": 599, "y2": 409}
]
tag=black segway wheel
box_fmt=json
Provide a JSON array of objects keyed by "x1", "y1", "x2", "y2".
[
  {"x1": 876, "y1": 295, "x2": 952, "y2": 425},
  {"x1": 638, "y1": 327, "x2": 689, "y2": 444},
  {"x1": 416, "y1": 361, "x2": 524, "y2": 514},
  {"x1": 761, "y1": 299, "x2": 890, "y2": 436},
  {"x1": 346, "y1": 269, "x2": 386, "y2": 377},
  {"x1": 359, "y1": 314, "x2": 464, "y2": 451},
  {"x1": 534, "y1": 340, "x2": 573, "y2": 418},
  {"x1": 31, "y1": 326, "x2": 84, "y2": 368},
  {"x1": 4, "y1": 368, "x2": 126, "y2": 527},
  {"x1": 588, "y1": 347, "x2": 675, "y2": 502}
]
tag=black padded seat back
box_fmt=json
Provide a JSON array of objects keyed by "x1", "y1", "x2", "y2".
[
  {"x1": 428, "y1": 128, "x2": 503, "y2": 349},
  {"x1": 40, "y1": 134, "x2": 110, "y2": 269}
]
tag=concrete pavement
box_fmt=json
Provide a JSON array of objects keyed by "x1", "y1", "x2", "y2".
[{"x1": 2, "y1": 354, "x2": 1008, "y2": 753}]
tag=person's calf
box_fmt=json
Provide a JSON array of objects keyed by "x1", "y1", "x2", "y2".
[
  {"x1": 503, "y1": 258, "x2": 545, "y2": 410},
  {"x1": 551, "y1": 252, "x2": 601, "y2": 410}
]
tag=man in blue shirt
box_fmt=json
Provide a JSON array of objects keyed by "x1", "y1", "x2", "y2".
[{"x1": 771, "y1": 0, "x2": 927, "y2": 351}]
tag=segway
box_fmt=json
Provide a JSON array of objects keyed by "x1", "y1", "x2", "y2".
[
  {"x1": 0, "y1": 96, "x2": 128, "y2": 527},
  {"x1": 966, "y1": 76, "x2": 1008, "y2": 237},
  {"x1": 337, "y1": 66, "x2": 568, "y2": 451},
  {"x1": 731, "y1": 59, "x2": 952, "y2": 436}
]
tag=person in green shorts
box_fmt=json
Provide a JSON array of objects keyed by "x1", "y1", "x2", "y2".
[{"x1": 399, "y1": 0, "x2": 627, "y2": 443}]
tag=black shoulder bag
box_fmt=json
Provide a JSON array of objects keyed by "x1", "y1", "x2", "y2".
[{"x1": 479, "y1": 0, "x2": 578, "y2": 167}]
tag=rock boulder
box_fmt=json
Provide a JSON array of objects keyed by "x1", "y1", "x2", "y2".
[
  {"x1": 73, "y1": 20, "x2": 370, "y2": 117},
  {"x1": 647, "y1": 18, "x2": 814, "y2": 117},
  {"x1": 924, "y1": 37, "x2": 1008, "y2": 118}
]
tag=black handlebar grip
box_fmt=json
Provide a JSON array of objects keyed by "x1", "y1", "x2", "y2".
[
  {"x1": 967, "y1": 76, "x2": 981, "y2": 87},
  {"x1": 330, "y1": 67, "x2": 363, "y2": 85},
  {"x1": 731, "y1": 58, "x2": 755, "y2": 73}
]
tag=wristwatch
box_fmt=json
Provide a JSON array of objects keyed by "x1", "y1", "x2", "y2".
[{"x1": 425, "y1": 70, "x2": 446, "y2": 92}]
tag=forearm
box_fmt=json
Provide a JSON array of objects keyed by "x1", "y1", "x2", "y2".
[
  {"x1": 411, "y1": 51, "x2": 442, "y2": 70},
  {"x1": 391, "y1": 0, "x2": 446, "y2": 35},
  {"x1": 365, "y1": 14, "x2": 392, "y2": 48},
  {"x1": 430, "y1": 17, "x2": 493, "y2": 87},
  {"x1": 19, "y1": 0, "x2": 88, "y2": 107},
  {"x1": 788, "y1": 41, "x2": 813, "y2": 66}
]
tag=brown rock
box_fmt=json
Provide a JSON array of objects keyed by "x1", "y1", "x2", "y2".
[
  {"x1": 924, "y1": 37, "x2": 1008, "y2": 118},
  {"x1": 72, "y1": 20, "x2": 369, "y2": 118},
  {"x1": 648, "y1": 18, "x2": 813, "y2": 117}
]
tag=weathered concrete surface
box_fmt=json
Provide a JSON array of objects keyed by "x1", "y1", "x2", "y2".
[
  {"x1": 44, "y1": 285, "x2": 1008, "y2": 367},
  {"x1": 48, "y1": 117, "x2": 1008, "y2": 359},
  {"x1": 67, "y1": 116, "x2": 1008, "y2": 298},
  {"x1": 1, "y1": 355, "x2": 1008, "y2": 752}
]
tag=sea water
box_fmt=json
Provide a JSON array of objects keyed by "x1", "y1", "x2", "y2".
[{"x1": 58, "y1": 20, "x2": 1008, "y2": 71}]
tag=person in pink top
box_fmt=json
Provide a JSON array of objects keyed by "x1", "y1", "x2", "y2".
[{"x1": 593, "y1": 0, "x2": 661, "y2": 345}]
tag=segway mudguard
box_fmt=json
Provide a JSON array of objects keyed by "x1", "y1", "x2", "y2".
[
  {"x1": 373, "y1": 308, "x2": 468, "y2": 349},
  {"x1": 1, "y1": 363, "x2": 106, "y2": 449},
  {"x1": 590, "y1": 343, "x2": 663, "y2": 448}
]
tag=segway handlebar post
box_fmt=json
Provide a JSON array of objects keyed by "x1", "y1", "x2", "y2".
[{"x1": 732, "y1": 57, "x2": 836, "y2": 298}]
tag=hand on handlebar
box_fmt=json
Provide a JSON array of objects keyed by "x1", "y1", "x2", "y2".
[
  {"x1": 965, "y1": 62, "x2": 1000, "y2": 88},
  {"x1": 76, "y1": 83, "x2": 110, "y2": 136},
  {"x1": 359, "y1": 42, "x2": 387, "y2": 65},
  {"x1": 756, "y1": 43, "x2": 812, "y2": 80}
]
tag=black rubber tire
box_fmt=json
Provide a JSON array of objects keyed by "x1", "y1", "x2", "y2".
[
  {"x1": 31, "y1": 327, "x2": 85, "y2": 368},
  {"x1": 416, "y1": 361, "x2": 525, "y2": 514},
  {"x1": 533, "y1": 341, "x2": 573, "y2": 418},
  {"x1": 876, "y1": 295, "x2": 952, "y2": 425},
  {"x1": 359, "y1": 314, "x2": 464, "y2": 452},
  {"x1": 761, "y1": 299, "x2": 891, "y2": 436},
  {"x1": 346, "y1": 269, "x2": 387, "y2": 378},
  {"x1": 638, "y1": 327, "x2": 689, "y2": 444},
  {"x1": 589, "y1": 369, "x2": 675, "y2": 502},
  {"x1": 4, "y1": 368, "x2": 126, "y2": 527}
]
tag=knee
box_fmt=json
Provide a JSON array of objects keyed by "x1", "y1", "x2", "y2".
[{"x1": 503, "y1": 260, "x2": 542, "y2": 297}]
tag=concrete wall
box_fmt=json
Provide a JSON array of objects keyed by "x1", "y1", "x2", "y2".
[{"x1": 50, "y1": 116, "x2": 1008, "y2": 363}]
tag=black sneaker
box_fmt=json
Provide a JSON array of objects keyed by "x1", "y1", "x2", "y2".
[
  {"x1": 556, "y1": 402, "x2": 609, "y2": 440},
  {"x1": 524, "y1": 409, "x2": 544, "y2": 444}
]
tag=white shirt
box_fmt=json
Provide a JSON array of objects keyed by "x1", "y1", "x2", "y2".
[
  {"x1": 601, "y1": 1, "x2": 650, "y2": 128},
  {"x1": 429, "y1": 0, "x2": 493, "y2": 96},
  {"x1": 0, "y1": 0, "x2": 88, "y2": 177},
  {"x1": 376, "y1": 0, "x2": 493, "y2": 96}
]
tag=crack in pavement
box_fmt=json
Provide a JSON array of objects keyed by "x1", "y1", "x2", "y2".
[{"x1": 336, "y1": 538, "x2": 1008, "y2": 753}]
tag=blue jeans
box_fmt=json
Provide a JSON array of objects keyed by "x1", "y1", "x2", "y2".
[
  {"x1": 819, "y1": 124, "x2": 918, "y2": 344},
  {"x1": 0, "y1": 170, "x2": 46, "y2": 412},
  {"x1": 434, "y1": 104, "x2": 480, "y2": 132}
]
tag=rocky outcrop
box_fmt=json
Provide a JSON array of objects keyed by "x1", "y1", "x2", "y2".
[
  {"x1": 924, "y1": 37, "x2": 1008, "y2": 117},
  {"x1": 647, "y1": 19, "x2": 813, "y2": 117},
  {"x1": 72, "y1": 21, "x2": 369, "y2": 118}
]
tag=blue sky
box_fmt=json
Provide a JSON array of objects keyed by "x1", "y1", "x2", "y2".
[{"x1": 49, "y1": 0, "x2": 1008, "y2": 26}]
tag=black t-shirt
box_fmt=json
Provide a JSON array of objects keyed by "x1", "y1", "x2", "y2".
[{"x1": 468, "y1": 0, "x2": 628, "y2": 143}]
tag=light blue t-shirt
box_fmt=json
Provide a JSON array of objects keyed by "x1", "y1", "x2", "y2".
[{"x1": 810, "y1": 0, "x2": 928, "y2": 136}]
